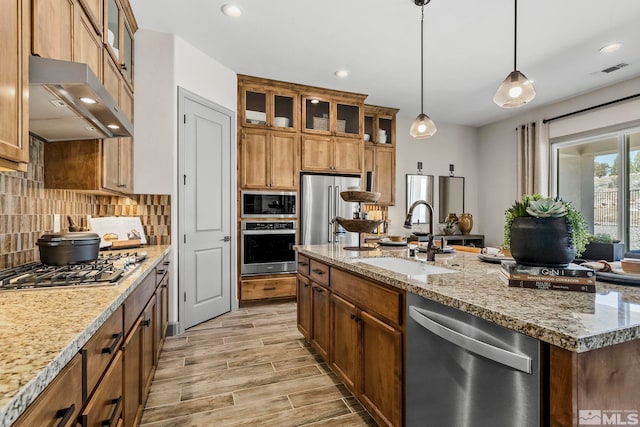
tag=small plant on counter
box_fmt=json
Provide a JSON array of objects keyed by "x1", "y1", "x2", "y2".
[
  {"x1": 503, "y1": 194, "x2": 590, "y2": 256},
  {"x1": 588, "y1": 233, "x2": 620, "y2": 244}
]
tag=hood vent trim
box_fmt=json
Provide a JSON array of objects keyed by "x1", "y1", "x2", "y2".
[{"x1": 29, "y1": 56, "x2": 133, "y2": 142}]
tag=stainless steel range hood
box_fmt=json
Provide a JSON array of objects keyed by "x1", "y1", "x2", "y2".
[{"x1": 29, "y1": 56, "x2": 133, "y2": 142}]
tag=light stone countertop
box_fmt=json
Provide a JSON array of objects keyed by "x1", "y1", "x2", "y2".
[
  {"x1": 296, "y1": 243, "x2": 640, "y2": 353},
  {"x1": 0, "y1": 245, "x2": 171, "y2": 427}
]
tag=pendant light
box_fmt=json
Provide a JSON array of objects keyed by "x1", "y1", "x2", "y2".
[
  {"x1": 410, "y1": 0, "x2": 437, "y2": 139},
  {"x1": 494, "y1": 0, "x2": 536, "y2": 108}
]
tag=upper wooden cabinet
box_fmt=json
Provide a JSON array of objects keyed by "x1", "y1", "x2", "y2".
[
  {"x1": 104, "y1": 0, "x2": 137, "y2": 88},
  {"x1": 363, "y1": 105, "x2": 398, "y2": 205},
  {"x1": 240, "y1": 128, "x2": 298, "y2": 190},
  {"x1": 364, "y1": 104, "x2": 398, "y2": 146},
  {"x1": 302, "y1": 93, "x2": 364, "y2": 138},
  {"x1": 0, "y1": 0, "x2": 29, "y2": 172},
  {"x1": 240, "y1": 82, "x2": 298, "y2": 131},
  {"x1": 301, "y1": 134, "x2": 362, "y2": 174}
]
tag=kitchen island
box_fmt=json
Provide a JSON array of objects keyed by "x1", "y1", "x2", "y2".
[
  {"x1": 0, "y1": 245, "x2": 171, "y2": 427},
  {"x1": 296, "y1": 243, "x2": 640, "y2": 427}
]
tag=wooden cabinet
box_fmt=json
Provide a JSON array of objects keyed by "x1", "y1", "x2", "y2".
[
  {"x1": 122, "y1": 317, "x2": 143, "y2": 427},
  {"x1": 296, "y1": 274, "x2": 311, "y2": 340},
  {"x1": 301, "y1": 94, "x2": 363, "y2": 138},
  {"x1": 330, "y1": 293, "x2": 359, "y2": 392},
  {"x1": 240, "y1": 274, "x2": 297, "y2": 301},
  {"x1": 80, "y1": 350, "x2": 123, "y2": 427},
  {"x1": 32, "y1": 0, "x2": 102, "y2": 78},
  {"x1": 0, "y1": 0, "x2": 29, "y2": 172},
  {"x1": 156, "y1": 258, "x2": 170, "y2": 359},
  {"x1": 359, "y1": 310, "x2": 403, "y2": 427},
  {"x1": 239, "y1": 80, "x2": 298, "y2": 131},
  {"x1": 104, "y1": 0, "x2": 136, "y2": 88},
  {"x1": 301, "y1": 134, "x2": 362, "y2": 174},
  {"x1": 141, "y1": 296, "x2": 157, "y2": 395},
  {"x1": 363, "y1": 105, "x2": 398, "y2": 206},
  {"x1": 310, "y1": 282, "x2": 331, "y2": 360},
  {"x1": 364, "y1": 144, "x2": 396, "y2": 205},
  {"x1": 297, "y1": 256, "x2": 405, "y2": 427},
  {"x1": 240, "y1": 128, "x2": 298, "y2": 190},
  {"x1": 12, "y1": 354, "x2": 83, "y2": 427}
]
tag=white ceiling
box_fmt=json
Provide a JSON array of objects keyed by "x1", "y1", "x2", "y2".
[{"x1": 129, "y1": 0, "x2": 640, "y2": 127}]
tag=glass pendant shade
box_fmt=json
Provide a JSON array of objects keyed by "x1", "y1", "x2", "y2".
[
  {"x1": 410, "y1": 113, "x2": 437, "y2": 138},
  {"x1": 493, "y1": 70, "x2": 536, "y2": 108}
]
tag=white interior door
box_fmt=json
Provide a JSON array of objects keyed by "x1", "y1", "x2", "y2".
[{"x1": 179, "y1": 88, "x2": 233, "y2": 330}]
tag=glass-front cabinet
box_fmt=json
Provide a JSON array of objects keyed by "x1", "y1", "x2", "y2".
[
  {"x1": 240, "y1": 84, "x2": 297, "y2": 131},
  {"x1": 364, "y1": 104, "x2": 398, "y2": 146},
  {"x1": 104, "y1": 0, "x2": 135, "y2": 88},
  {"x1": 302, "y1": 94, "x2": 362, "y2": 138}
]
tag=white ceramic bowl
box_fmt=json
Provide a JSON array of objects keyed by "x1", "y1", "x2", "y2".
[
  {"x1": 364, "y1": 133, "x2": 370, "y2": 142},
  {"x1": 378, "y1": 135, "x2": 387, "y2": 144},
  {"x1": 274, "y1": 116, "x2": 290, "y2": 127}
]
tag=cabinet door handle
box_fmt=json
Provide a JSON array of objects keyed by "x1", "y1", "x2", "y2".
[
  {"x1": 55, "y1": 404, "x2": 76, "y2": 427},
  {"x1": 303, "y1": 283, "x2": 309, "y2": 288},
  {"x1": 101, "y1": 332, "x2": 123, "y2": 354},
  {"x1": 312, "y1": 269, "x2": 325, "y2": 275},
  {"x1": 264, "y1": 287, "x2": 276, "y2": 291},
  {"x1": 141, "y1": 318, "x2": 151, "y2": 327},
  {"x1": 100, "y1": 396, "x2": 122, "y2": 426},
  {"x1": 120, "y1": 63, "x2": 128, "y2": 71},
  {"x1": 163, "y1": 261, "x2": 170, "y2": 266},
  {"x1": 298, "y1": 262, "x2": 309, "y2": 267}
]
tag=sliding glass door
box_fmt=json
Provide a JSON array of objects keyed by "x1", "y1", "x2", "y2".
[{"x1": 553, "y1": 127, "x2": 640, "y2": 251}]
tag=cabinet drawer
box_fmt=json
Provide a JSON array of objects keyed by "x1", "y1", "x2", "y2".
[
  {"x1": 124, "y1": 272, "x2": 156, "y2": 334},
  {"x1": 297, "y1": 254, "x2": 310, "y2": 276},
  {"x1": 309, "y1": 259, "x2": 329, "y2": 286},
  {"x1": 82, "y1": 305, "x2": 123, "y2": 400},
  {"x1": 155, "y1": 256, "x2": 170, "y2": 285},
  {"x1": 241, "y1": 276, "x2": 297, "y2": 300},
  {"x1": 81, "y1": 350, "x2": 123, "y2": 427},
  {"x1": 13, "y1": 353, "x2": 83, "y2": 427},
  {"x1": 330, "y1": 268, "x2": 403, "y2": 326}
]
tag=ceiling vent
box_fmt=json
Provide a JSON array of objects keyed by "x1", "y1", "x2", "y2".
[{"x1": 601, "y1": 63, "x2": 629, "y2": 74}]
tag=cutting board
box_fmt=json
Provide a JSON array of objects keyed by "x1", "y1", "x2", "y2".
[{"x1": 88, "y1": 216, "x2": 147, "y2": 248}]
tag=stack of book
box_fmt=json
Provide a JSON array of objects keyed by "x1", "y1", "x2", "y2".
[{"x1": 499, "y1": 260, "x2": 596, "y2": 293}]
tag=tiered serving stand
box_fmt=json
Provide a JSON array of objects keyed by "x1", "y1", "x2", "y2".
[{"x1": 335, "y1": 191, "x2": 383, "y2": 251}]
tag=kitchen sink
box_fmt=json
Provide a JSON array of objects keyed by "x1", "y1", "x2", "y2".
[{"x1": 357, "y1": 257, "x2": 456, "y2": 277}]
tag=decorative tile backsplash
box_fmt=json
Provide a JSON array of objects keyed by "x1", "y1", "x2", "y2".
[{"x1": 0, "y1": 138, "x2": 171, "y2": 269}]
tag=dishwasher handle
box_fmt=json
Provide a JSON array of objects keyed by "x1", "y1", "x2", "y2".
[{"x1": 409, "y1": 305, "x2": 532, "y2": 374}]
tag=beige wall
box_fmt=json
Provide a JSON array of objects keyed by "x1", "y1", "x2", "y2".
[{"x1": 477, "y1": 76, "x2": 640, "y2": 247}]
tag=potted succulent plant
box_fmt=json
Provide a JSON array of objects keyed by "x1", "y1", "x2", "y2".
[
  {"x1": 581, "y1": 233, "x2": 624, "y2": 261},
  {"x1": 503, "y1": 194, "x2": 589, "y2": 267}
]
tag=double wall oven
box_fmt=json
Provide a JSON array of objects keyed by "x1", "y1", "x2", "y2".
[{"x1": 240, "y1": 191, "x2": 297, "y2": 276}]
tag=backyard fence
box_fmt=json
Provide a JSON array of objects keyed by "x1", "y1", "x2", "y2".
[{"x1": 594, "y1": 189, "x2": 640, "y2": 225}]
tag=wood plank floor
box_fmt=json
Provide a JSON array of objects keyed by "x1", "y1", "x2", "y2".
[{"x1": 140, "y1": 301, "x2": 378, "y2": 426}]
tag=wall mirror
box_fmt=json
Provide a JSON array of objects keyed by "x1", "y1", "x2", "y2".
[
  {"x1": 438, "y1": 176, "x2": 465, "y2": 223},
  {"x1": 406, "y1": 174, "x2": 434, "y2": 224}
]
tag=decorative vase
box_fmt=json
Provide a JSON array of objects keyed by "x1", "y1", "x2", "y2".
[
  {"x1": 458, "y1": 213, "x2": 473, "y2": 235},
  {"x1": 509, "y1": 217, "x2": 576, "y2": 268}
]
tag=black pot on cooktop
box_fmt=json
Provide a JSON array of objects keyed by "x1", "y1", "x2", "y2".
[{"x1": 37, "y1": 232, "x2": 101, "y2": 266}]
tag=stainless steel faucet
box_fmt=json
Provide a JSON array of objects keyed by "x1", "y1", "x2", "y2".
[{"x1": 404, "y1": 200, "x2": 438, "y2": 261}]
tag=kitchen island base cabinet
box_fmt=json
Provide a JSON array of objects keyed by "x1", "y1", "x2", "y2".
[{"x1": 297, "y1": 256, "x2": 404, "y2": 427}]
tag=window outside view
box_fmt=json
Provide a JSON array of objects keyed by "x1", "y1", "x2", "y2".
[{"x1": 556, "y1": 129, "x2": 640, "y2": 252}]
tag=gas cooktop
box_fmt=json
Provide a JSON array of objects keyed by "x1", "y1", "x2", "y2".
[{"x1": 0, "y1": 252, "x2": 146, "y2": 291}]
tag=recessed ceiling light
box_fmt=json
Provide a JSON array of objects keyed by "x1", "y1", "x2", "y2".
[
  {"x1": 334, "y1": 70, "x2": 349, "y2": 78},
  {"x1": 80, "y1": 97, "x2": 97, "y2": 104},
  {"x1": 221, "y1": 4, "x2": 242, "y2": 17},
  {"x1": 599, "y1": 42, "x2": 623, "y2": 54}
]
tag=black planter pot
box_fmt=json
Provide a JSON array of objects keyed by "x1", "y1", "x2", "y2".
[
  {"x1": 510, "y1": 217, "x2": 576, "y2": 268},
  {"x1": 581, "y1": 242, "x2": 624, "y2": 262}
]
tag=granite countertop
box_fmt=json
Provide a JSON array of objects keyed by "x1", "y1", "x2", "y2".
[
  {"x1": 0, "y1": 245, "x2": 171, "y2": 427},
  {"x1": 296, "y1": 243, "x2": 640, "y2": 353}
]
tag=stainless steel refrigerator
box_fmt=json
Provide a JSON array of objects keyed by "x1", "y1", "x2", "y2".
[{"x1": 300, "y1": 174, "x2": 361, "y2": 246}]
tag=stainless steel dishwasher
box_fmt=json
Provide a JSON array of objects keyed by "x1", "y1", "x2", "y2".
[{"x1": 406, "y1": 293, "x2": 541, "y2": 427}]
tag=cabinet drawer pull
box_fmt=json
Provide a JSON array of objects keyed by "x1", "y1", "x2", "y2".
[
  {"x1": 263, "y1": 287, "x2": 276, "y2": 291},
  {"x1": 163, "y1": 261, "x2": 170, "y2": 266},
  {"x1": 156, "y1": 269, "x2": 166, "y2": 275},
  {"x1": 312, "y1": 269, "x2": 325, "y2": 275},
  {"x1": 55, "y1": 404, "x2": 76, "y2": 427},
  {"x1": 100, "y1": 396, "x2": 121, "y2": 427},
  {"x1": 298, "y1": 262, "x2": 309, "y2": 266},
  {"x1": 314, "y1": 287, "x2": 324, "y2": 293},
  {"x1": 161, "y1": 284, "x2": 168, "y2": 288},
  {"x1": 101, "y1": 332, "x2": 123, "y2": 354},
  {"x1": 141, "y1": 318, "x2": 151, "y2": 327}
]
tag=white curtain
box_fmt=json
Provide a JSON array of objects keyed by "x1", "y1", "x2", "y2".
[{"x1": 516, "y1": 120, "x2": 549, "y2": 198}]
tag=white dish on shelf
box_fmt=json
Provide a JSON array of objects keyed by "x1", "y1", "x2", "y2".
[
  {"x1": 246, "y1": 110, "x2": 266, "y2": 122},
  {"x1": 274, "y1": 116, "x2": 290, "y2": 127}
]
